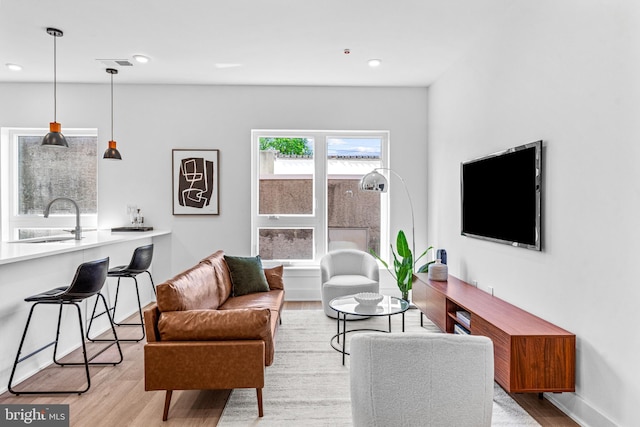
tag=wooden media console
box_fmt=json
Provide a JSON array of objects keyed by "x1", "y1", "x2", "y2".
[{"x1": 412, "y1": 273, "x2": 575, "y2": 393}]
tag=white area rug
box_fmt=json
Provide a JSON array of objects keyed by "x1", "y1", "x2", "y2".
[{"x1": 218, "y1": 309, "x2": 540, "y2": 426}]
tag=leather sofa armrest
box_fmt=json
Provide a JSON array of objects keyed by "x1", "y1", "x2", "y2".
[
  {"x1": 145, "y1": 340, "x2": 266, "y2": 390},
  {"x1": 158, "y1": 308, "x2": 274, "y2": 365},
  {"x1": 144, "y1": 304, "x2": 161, "y2": 342}
]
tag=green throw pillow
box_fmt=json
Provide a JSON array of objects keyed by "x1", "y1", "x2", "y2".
[{"x1": 224, "y1": 255, "x2": 270, "y2": 297}]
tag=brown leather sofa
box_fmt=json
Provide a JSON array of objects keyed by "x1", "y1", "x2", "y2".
[{"x1": 143, "y1": 250, "x2": 285, "y2": 421}]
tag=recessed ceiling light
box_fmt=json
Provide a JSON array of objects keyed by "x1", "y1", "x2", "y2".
[
  {"x1": 133, "y1": 55, "x2": 150, "y2": 64},
  {"x1": 368, "y1": 59, "x2": 382, "y2": 68},
  {"x1": 215, "y1": 63, "x2": 242, "y2": 69},
  {"x1": 6, "y1": 63, "x2": 22, "y2": 71}
]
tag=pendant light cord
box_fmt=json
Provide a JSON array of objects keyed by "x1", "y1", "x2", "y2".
[
  {"x1": 111, "y1": 72, "x2": 114, "y2": 141},
  {"x1": 53, "y1": 33, "x2": 57, "y2": 123}
]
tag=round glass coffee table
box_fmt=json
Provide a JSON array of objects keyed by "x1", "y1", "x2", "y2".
[{"x1": 329, "y1": 294, "x2": 410, "y2": 365}]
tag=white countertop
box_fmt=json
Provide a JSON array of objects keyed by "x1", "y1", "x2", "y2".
[{"x1": 0, "y1": 229, "x2": 171, "y2": 265}]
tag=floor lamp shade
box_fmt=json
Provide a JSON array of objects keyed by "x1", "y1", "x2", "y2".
[
  {"x1": 359, "y1": 170, "x2": 388, "y2": 192},
  {"x1": 41, "y1": 28, "x2": 68, "y2": 148}
]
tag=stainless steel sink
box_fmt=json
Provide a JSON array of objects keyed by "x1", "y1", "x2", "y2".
[{"x1": 10, "y1": 236, "x2": 78, "y2": 243}]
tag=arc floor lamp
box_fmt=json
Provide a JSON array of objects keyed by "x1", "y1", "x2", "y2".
[{"x1": 359, "y1": 168, "x2": 416, "y2": 267}]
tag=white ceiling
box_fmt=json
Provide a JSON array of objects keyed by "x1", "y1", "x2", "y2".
[{"x1": 0, "y1": 0, "x2": 514, "y2": 87}]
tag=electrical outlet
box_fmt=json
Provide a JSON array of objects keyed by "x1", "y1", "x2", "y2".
[{"x1": 488, "y1": 286, "x2": 494, "y2": 296}]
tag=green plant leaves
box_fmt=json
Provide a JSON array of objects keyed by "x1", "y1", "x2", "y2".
[
  {"x1": 396, "y1": 230, "x2": 411, "y2": 259},
  {"x1": 370, "y1": 229, "x2": 433, "y2": 294}
]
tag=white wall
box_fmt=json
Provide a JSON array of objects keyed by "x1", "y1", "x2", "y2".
[
  {"x1": 0, "y1": 84, "x2": 428, "y2": 295},
  {"x1": 427, "y1": 1, "x2": 640, "y2": 426}
]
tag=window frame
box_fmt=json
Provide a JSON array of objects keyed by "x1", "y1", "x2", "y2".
[
  {"x1": 251, "y1": 129, "x2": 389, "y2": 266},
  {"x1": 0, "y1": 127, "x2": 98, "y2": 241}
]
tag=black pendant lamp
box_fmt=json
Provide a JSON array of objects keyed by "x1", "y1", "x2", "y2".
[
  {"x1": 103, "y1": 68, "x2": 122, "y2": 160},
  {"x1": 41, "y1": 28, "x2": 68, "y2": 148}
]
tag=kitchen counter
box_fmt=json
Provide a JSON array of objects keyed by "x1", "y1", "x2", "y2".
[
  {"x1": 0, "y1": 228, "x2": 171, "y2": 394},
  {"x1": 0, "y1": 229, "x2": 170, "y2": 265}
]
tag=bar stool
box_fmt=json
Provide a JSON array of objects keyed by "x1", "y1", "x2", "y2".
[
  {"x1": 8, "y1": 257, "x2": 123, "y2": 395},
  {"x1": 90, "y1": 244, "x2": 155, "y2": 342}
]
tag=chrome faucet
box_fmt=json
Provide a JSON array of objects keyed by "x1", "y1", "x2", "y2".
[{"x1": 44, "y1": 197, "x2": 82, "y2": 240}]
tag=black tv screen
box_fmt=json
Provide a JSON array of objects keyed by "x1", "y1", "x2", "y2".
[{"x1": 461, "y1": 141, "x2": 542, "y2": 251}]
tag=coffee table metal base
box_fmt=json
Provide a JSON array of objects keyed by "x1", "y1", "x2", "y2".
[
  {"x1": 328, "y1": 294, "x2": 410, "y2": 364},
  {"x1": 330, "y1": 310, "x2": 406, "y2": 365}
]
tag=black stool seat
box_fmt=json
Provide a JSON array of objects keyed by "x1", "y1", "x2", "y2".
[
  {"x1": 24, "y1": 287, "x2": 67, "y2": 301},
  {"x1": 107, "y1": 261, "x2": 152, "y2": 275},
  {"x1": 90, "y1": 244, "x2": 155, "y2": 342},
  {"x1": 107, "y1": 265, "x2": 134, "y2": 275},
  {"x1": 7, "y1": 257, "x2": 123, "y2": 395}
]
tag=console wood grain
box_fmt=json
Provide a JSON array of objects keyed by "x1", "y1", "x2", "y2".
[{"x1": 413, "y1": 273, "x2": 575, "y2": 393}]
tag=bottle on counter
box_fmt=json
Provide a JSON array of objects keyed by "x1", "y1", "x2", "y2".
[{"x1": 135, "y1": 209, "x2": 143, "y2": 226}]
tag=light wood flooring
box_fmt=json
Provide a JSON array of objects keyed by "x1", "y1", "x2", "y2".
[{"x1": 0, "y1": 301, "x2": 578, "y2": 426}]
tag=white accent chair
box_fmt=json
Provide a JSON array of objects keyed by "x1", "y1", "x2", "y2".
[
  {"x1": 320, "y1": 249, "x2": 379, "y2": 319},
  {"x1": 350, "y1": 332, "x2": 494, "y2": 427}
]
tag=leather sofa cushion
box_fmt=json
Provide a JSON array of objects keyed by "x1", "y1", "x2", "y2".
[
  {"x1": 220, "y1": 289, "x2": 284, "y2": 338},
  {"x1": 157, "y1": 250, "x2": 236, "y2": 312},
  {"x1": 158, "y1": 308, "x2": 275, "y2": 365},
  {"x1": 219, "y1": 289, "x2": 284, "y2": 314},
  {"x1": 157, "y1": 263, "x2": 220, "y2": 313},
  {"x1": 264, "y1": 265, "x2": 284, "y2": 290},
  {"x1": 199, "y1": 250, "x2": 233, "y2": 307},
  {"x1": 157, "y1": 261, "x2": 224, "y2": 312}
]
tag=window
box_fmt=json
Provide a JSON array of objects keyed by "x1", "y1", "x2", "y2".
[
  {"x1": 1, "y1": 128, "x2": 98, "y2": 241},
  {"x1": 251, "y1": 130, "x2": 389, "y2": 265}
]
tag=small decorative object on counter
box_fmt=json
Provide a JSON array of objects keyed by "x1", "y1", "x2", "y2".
[
  {"x1": 436, "y1": 248, "x2": 447, "y2": 265},
  {"x1": 128, "y1": 205, "x2": 138, "y2": 225},
  {"x1": 428, "y1": 259, "x2": 448, "y2": 281},
  {"x1": 112, "y1": 206, "x2": 153, "y2": 231},
  {"x1": 134, "y1": 209, "x2": 143, "y2": 226}
]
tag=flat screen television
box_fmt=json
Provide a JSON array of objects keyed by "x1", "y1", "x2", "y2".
[{"x1": 461, "y1": 140, "x2": 542, "y2": 251}]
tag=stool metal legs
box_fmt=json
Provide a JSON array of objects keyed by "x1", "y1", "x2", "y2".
[
  {"x1": 90, "y1": 270, "x2": 155, "y2": 342},
  {"x1": 8, "y1": 294, "x2": 122, "y2": 395},
  {"x1": 112, "y1": 276, "x2": 145, "y2": 341}
]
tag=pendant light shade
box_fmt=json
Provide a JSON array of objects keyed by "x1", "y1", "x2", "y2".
[
  {"x1": 103, "y1": 68, "x2": 122, "y2": 160},
  {"x1": 104, "y1": 140, "x2": 121, "y2": 160},
  {"x1": 41, "y1": 28, "x2": 68, "y2": 148}
]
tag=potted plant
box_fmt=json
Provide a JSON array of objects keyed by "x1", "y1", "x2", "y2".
[{"x1": 371, "y1": 230, "x2": 434, "y2": 301}]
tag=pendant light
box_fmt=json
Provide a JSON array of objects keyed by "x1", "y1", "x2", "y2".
[
  {"x1": 41, "y1": 28, "x2": 68, "y2": 147},
  {"x1": 103, "y1": 68, "x2": 122, "y2": 160}
]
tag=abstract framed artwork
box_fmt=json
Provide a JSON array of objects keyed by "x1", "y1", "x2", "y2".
[{"x1": 172, "y1": 149, "x2": 219, "y2": 215}]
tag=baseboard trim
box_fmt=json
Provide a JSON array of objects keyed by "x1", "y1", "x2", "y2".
[{"x1": 545, "y1": 392, "x2": 617, "y2": 427}]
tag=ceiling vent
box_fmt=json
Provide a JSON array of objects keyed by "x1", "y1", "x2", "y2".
[{"x1": 96, "y1": 59, "x2": 133, "y2": 67}]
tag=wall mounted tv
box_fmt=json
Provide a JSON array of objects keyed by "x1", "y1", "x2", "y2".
[{"x1": 461, "y1": 140, "x2": 542, "y2": 251}]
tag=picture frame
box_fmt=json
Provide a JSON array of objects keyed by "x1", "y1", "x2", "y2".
[{"x1": 172, "y1": 149, "x2": 219, "y2": 215}]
